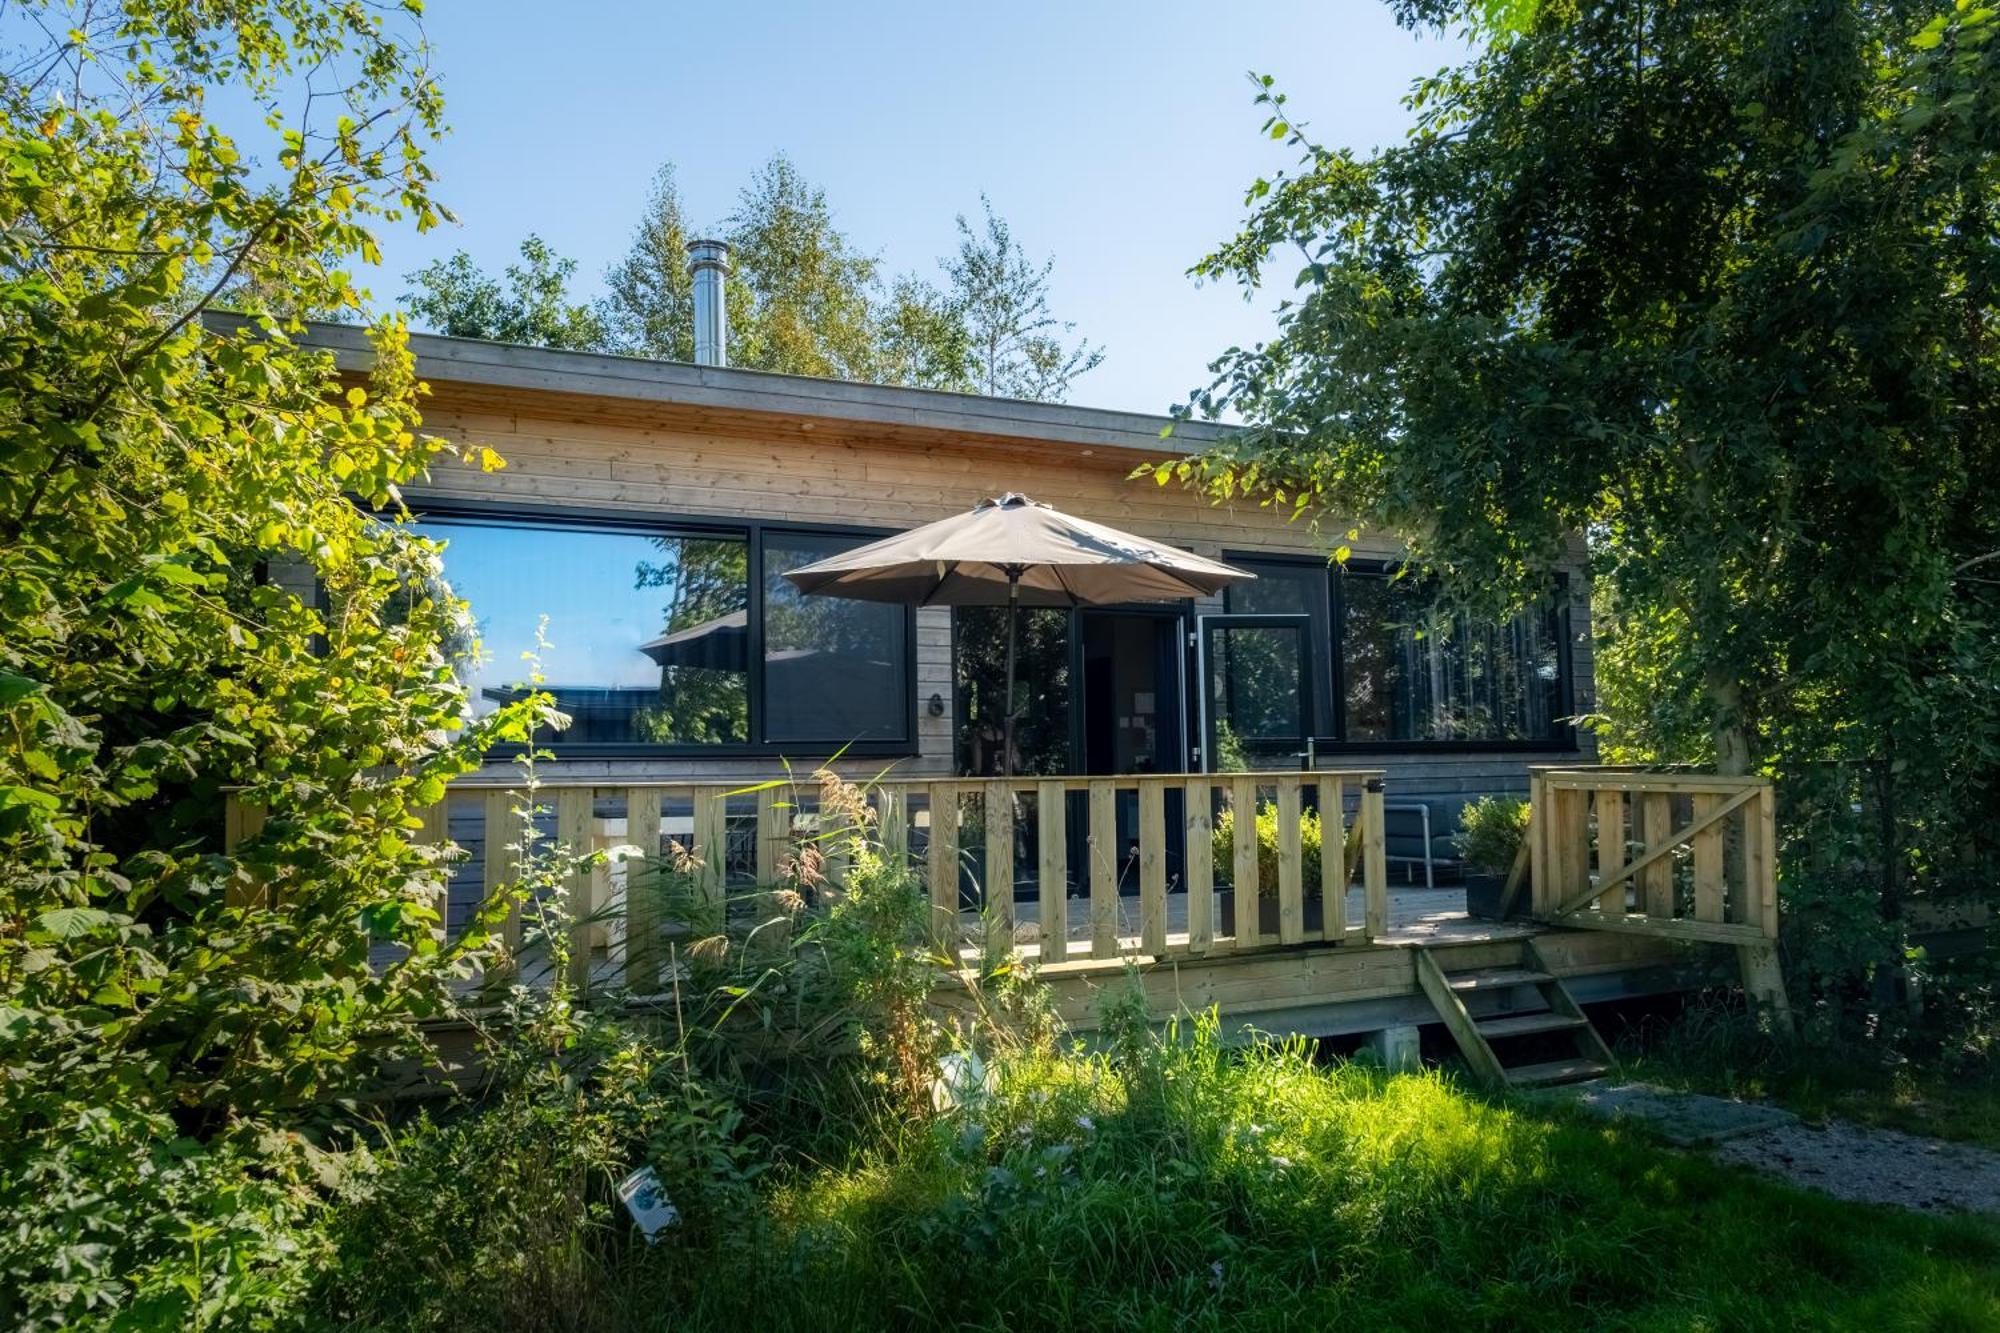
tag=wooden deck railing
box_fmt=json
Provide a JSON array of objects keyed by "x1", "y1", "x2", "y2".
[
  {"x1": 224, "y1": 769, "x2": 1391, "y2": 990},
  {"x1": 1529, "y1": 768, "x2": 1778, "y2": 944}
]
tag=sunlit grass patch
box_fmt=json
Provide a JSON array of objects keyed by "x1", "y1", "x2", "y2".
[{"x1": 631, "y1": 1019, "x2": 2000, "y2": 1331}]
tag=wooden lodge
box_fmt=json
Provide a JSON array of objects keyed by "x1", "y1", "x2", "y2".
[{"x1": 227, "y1": 308, "x2": 1789, "y2": 1084}]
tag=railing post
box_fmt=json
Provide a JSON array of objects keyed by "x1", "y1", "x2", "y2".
[
  {"x1": 691, "y1": 786, "x2": 728, "y2": 922},
  {"x1": 1757, "y1": 783, "x2": 1779, "y2": 939},
  {"x1": 223, "y1": 796, "x2": 267, "y2": 910},
  {"x1": 1594, "y1": 787, "x2": 1626, "y2": 916},
  {"x1": 556, "y1": 787, "x2": 593, "y2": 994},
  {"x1": 1527, "y1": 771, "x2": 1547, "y2": 917},
  {"x1": 483, "y1": 789, "x2": 522, "y2": 978},
  {"x1": 1184, "y1": 777, "x2": 1214, "y2": 954},
  {"x1": 419, "y1": 796, "x2": 454, "y2": 944},
  {"x1": 927, "y1": 782, "x2": 959, "y2": 952},
  {"x1": 1087, "y1": 780, "x2": 1117, "y2": 958},
  {"x1": 1640, "y1": 790, "x2": 1673, "y2": 919},
  {"x1": 624, "y1": 787, "x2": 662, "y2": 993},
  {"x1": 1036, "y1": 780, "x2": 1067, "y2": 963},
  {"x1": 1138, "y1": 777, "x2": 1167, "y2": 956},
  {"x1": 1691, "y1": 791, "x2": 1725, "y2": 923},
  {"x1": 1275, "y1": 776, "x2": 1304, "y2": 945},
  {"x1": 983, "y1": 782, "x2": 1014, "y2": 952},
  {"x1": 1362, "y1": 778, "x2": 1388, "y2": 940},
  {"x1": 1319, "y1": 776, "x2": 1347, "y2": 940},
  {"x1": 1231, "y1": 777, "x2": 1261, "y2": 948},
  {"x1": 877, "y1": 785, "x2": 908, "y2": 868}
]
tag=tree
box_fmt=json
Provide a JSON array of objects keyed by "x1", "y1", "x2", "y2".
[
  {"x1": 0, "y1": 2, "x2": 542, "y2": 1322},
  {"x1": 596, "y1": 161, "x2": 1100, "y2": 399},
  {"x1": 1162, "y1": 3, "x2": 1998, "y2": 938},
  {"x1": 600, "y1": 163, "x2": 699, "y2": 360},
  {"x1": 724, "y1": 153, "x2": 884, "y2": 378},
  {"x1": 877, "y1": 273, "x2": 974, "y2": 391},
  {"x1": 944, "y1": 196, "x2": 1103, "y2": 401},
  {"x1": 406, "y1": 234, "x2": 607, "y2": 350}
]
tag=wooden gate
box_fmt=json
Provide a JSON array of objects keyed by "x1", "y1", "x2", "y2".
[{"x1": 1528, "y1": 768, "x2": 1788, "y2": 1020}]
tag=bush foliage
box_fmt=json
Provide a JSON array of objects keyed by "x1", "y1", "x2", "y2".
[
  {"x1": 1453, "y1": 795, "x2": 1529, "y2": 877},
  {"x1": 1212, "y1": 800, "x2": 1326, "y2": 900},
  {"x1": 0, "y1": 3, "x2": 542, "y2": 1323}
]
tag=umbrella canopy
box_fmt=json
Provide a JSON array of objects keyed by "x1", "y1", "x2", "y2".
[
  {"x1": 783, "y1": 494, "x2": 1254, "y2": 778},
  {"x1": 780, "y1": 493, "x2": 1253, "y2": 608}
]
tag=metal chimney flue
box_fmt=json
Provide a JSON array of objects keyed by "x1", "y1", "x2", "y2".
[{"x1": 688, "y1": 238, "x2": 730, "y2": 367}]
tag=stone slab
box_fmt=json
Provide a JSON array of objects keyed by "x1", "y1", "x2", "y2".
[{"x1": 1542, "y1": 1080, "x2": 1798, "y2": 1146}]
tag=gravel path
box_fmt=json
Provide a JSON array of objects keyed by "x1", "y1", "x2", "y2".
[{"x1": 1713, "y1": 1119, "x2": 2000, "y2": 1215}]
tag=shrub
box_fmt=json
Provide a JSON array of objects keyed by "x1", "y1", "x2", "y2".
[
  {"x1": 0, "y1": 5, "x2": 551, "y2": 1326},
  {"x1": 1455, "y1": 795, "x2": 1529, "y2": 876},
  {"x1": 1212, "y1": 801, "x2": 1325, "y2": 900}
]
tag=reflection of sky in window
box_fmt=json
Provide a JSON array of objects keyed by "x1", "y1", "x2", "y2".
[{"x1": 419, "y1": 522, "x2": 678, "y2": 705}]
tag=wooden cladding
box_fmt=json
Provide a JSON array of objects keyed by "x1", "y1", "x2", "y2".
[{"x1": 1528, "y1": 769, "x2": 1778, "y2": 944}]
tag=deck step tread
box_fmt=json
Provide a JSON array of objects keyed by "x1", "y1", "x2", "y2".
[
  {"x1": 1505, "y1": 1058, "x2": 1607, "y2": 1087},
  {"x1": 1447, "y1": 968, "x2": 1553, "y2": 992},
  {"x1": 1476, "y1": 1013, "x2": 1586, "y2": 1039}
]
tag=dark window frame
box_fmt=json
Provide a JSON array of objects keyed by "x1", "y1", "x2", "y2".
[
  {"x1": 407, "y1": 496, "x2": 919, "y2": 759},
  {"x1": 1224, "y1": 549, "x2": 1580, "y2": 754}
]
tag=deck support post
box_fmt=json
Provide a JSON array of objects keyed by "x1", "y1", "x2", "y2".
[{"x1": 1364, "y1": 1024, "x2": 1422, "y2": 1073}]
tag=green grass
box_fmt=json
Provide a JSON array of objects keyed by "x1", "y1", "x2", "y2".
[{"x1": 589, "y1": 1021, "x2": 2000, "y2": 1332}]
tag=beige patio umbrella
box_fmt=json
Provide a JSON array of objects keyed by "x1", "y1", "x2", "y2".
[{"x1": 783, "y1": 493, "x2": 1254, "y2": 775}]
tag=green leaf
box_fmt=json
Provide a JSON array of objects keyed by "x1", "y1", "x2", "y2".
[{"x1": 36, "y1": 907, "x2": 116, "y2": 940}]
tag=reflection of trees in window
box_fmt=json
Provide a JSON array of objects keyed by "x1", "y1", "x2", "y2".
[
  {"x1": 760, "y1": 534, "x2": 906, "y2": 743},
  {"x1": 955, "y1": 607, "x2": 1071, "y2": 776},
  {"x1": 1210, "y1": 624, "x2": 1304, "y2": 765},
  {"x1": 1342, "y1": 573, "x2": 1561, "y2": 742},
  {"x1": 633, "y1": 536, "x2": 749, "y2": 744}
]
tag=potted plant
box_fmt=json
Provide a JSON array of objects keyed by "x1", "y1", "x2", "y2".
[
  {"x1": 1454, "y1": 795, "x2": 1530, "y2": 920},
  {"x1": 1213, "y1": 801, "x2": 1326, "y2": 934}
]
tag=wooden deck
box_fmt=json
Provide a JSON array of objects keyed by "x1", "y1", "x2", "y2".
[
  {"x1": 230, "y1": 765, "x2": 1781, "y2": 1053},
  {"x1": 988, "y1": 883, "x2": 1541, "y2": 957}
]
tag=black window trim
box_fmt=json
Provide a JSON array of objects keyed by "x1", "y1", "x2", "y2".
[
  {"x1": 1223, "y1": 548, "x2": 1581, "y2": 755},
  {"x1": 405, "y1": 495, "x2": 920, "y2": 760}
]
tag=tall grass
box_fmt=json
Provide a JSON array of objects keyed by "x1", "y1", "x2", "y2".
[{"x1": 595, "y1": 1010, "x2": 2000, "y2": 1331}]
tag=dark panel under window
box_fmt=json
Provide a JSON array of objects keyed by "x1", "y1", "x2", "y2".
[
  {"x1": 761, "y1": 531, "x2": 909, "y2": 744},
  {"x1": 416, "y1": 517, "x2": 751, "y2": 746}
]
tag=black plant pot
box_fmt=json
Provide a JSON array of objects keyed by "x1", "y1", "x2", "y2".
[
  {"x1": 1463, "y1": 872, "x2": 1514, "y2": 921},
  {"x1": 1218, "y1": 891, "x2": 1325, "y2": 937}
]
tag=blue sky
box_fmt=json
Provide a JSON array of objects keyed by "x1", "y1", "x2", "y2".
[{"x1": 370, "y1": 1, "x2": 1466, "y2": 415}]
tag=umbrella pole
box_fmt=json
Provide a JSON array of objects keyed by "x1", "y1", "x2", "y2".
[{"x1": 1002, "y1": 569, "x2": 1020, "y2": 780}]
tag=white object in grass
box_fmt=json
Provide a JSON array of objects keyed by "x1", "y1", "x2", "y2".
[
  {"x1": 931, "y1": 1050, "x2": 995, "y2": 1112},
  {"x1": 617, "y1": 1166, "x2": 681, "y2": 1243}
]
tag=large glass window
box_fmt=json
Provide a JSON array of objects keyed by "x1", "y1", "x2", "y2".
[
  {"x1": 1205, "y1": 618, "x2": 1310, "y2": 768},
  {"x1": 417, "y1": 514, "x2": 910, "y2": 751},
  {"x1": 1339, "y1": 571, "x2": 1565, "y2": 743},
  {"x1": 1221, "y1": 554, "x2": 1571, "y2": 747},
  {"x1": 761, "y1": 532, "x2": 908, "y2": 743}
]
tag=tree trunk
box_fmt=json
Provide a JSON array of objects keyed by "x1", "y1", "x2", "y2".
[{"x1": 1706, "y1": 666, "x2": 1753, "y2": 777}]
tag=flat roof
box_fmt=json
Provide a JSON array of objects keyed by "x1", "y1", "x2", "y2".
[{"x1": 262, "y1": 317, "x2": 1236, "y2": 457}]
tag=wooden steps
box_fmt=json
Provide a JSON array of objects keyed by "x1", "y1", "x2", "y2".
[
  {"x1": 1448, "y1": 967, "x2": 1553, "y2": 993},
  {"x1": 1415, "y1": 939, "x2": 1615, "y2": 1091},
  {"x1": 1476, "y1": 1012, "x2": 1589, "y2": 1040},
  {"x1": 1506, "y1": 1058, "x2": 1608, "y2": 1087}
]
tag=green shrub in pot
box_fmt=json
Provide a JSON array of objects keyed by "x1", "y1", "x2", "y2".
[
  {"x1": 1454, "y1": 796, "x2": 1530, "y2": 918},
  {"x1": 1213, "y1": 801, "x2": 1324, "y2": 900}
]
